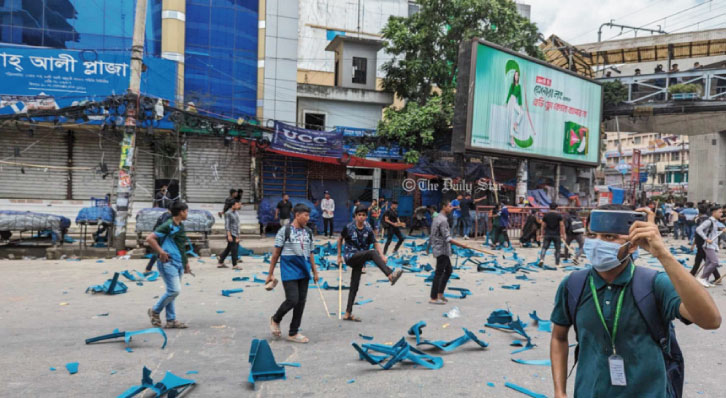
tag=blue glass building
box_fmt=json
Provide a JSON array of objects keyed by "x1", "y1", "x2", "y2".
[{"x1": 0, "y1": 0, "x2": 258, "y2": 118}]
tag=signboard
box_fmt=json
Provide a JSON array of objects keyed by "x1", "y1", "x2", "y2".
[
  {"x1": 336, "y1": 126, "x2": 404, "y2": 160},
  {"x1": 0, "y1": 46, "x2": 176, "y2": 114},
  {"x1": 273, "y1": 122, "x2": 344, "y2": 158},
  {"x1": 464, "y1": 40, "x2": 602, "y2": 166}
]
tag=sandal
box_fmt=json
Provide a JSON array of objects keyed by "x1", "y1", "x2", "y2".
[
  {"x1": 429, "y1": 299, "x2": 445, "y2": 305},
  {"x1": 440, "y1": 297, "x2": 449, "y2": 303},
  {"x1": 148, "y1": 308, "x2": 161, "y2": 327},
  {"x1": 389, "y1": 269, "x2": 404, "y2": 286},
  {"x1": 361, "y1": 268, "x2": 367, "y2": 274},
  {"x1": 270, "y1": 317, "x2": 281, "y2": 337},
  {"x1": 165, "y1": 320, "x2": 188, "y2": 329},
  {"x1": 232, "y1": 265, "x2": 242, "y2": 270},
  {"x1": 343, "y1": 315, "x2": 362, "y2": 322},
  {"x1": 217, "y1": 263, "x2": 228, "y2": 268},
  {"x1": 287, "y1": 334, "x2": 309, "y2": 344}
]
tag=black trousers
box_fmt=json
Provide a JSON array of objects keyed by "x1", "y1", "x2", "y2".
[
  {"x1": 145, "y1": 254, "x2": 157, "y2": 272},
  {"x1": 691, "y1": 243, "x2": 721, "y2": 279},
  {"x1": 218, "y1": 238, "x2": 239, "y2": 266},
  {"x1": 323, "y1": 218, "x2": 334, "y2": 237},
  {"x1": 430, "y1": 255, "x2": 453, "y2": 299},
  {"x1": 541, "y1": 236, "x2": 562, "y2": 265},
  {"x1": 346, "y1": 250, "x2": 392, "y2": 314},
  {"x1": 384, "y1": 227, "x2": 404, "y2": 254},
  {"x1": 272, "y1": 278, "x2": 309, "y2": 336}
]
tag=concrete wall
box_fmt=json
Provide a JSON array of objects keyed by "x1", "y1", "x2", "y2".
[
  {"x1": 338, "y1": 41, "x2": 379, "y2": 91},
  {"x1": 264, "y1": 0, "x2": 298, "y2": 125},
  {"x1": 297, "y1": 98, "x2": 384, "y2": 130},
  {"x1": 689, "y1": 132, "x2": 726, "y2": 203}
]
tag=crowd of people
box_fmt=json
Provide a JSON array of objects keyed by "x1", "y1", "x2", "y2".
[{"x1": 138, "y1": 188, "x2": 723, "y2": 398}]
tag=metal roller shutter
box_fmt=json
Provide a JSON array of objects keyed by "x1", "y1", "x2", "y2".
[
  {"x1": 133, "y1": 135, "x2": 155, "y2": 202},
  {"x1": 185, "y1": 136, "x2": 251, "y2": 203},
  {"x1": 71, "y1": 131, "x2": 121, "y2": 200},
  {"x1": 0, "y1": 130, "x2": 68, "y2": 199}
]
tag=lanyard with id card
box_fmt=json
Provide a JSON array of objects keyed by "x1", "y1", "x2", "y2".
[{"x1": 589, "y1": 265, "x2": 634, "y2": 387}]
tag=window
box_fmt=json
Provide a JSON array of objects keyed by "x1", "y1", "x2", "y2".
[
  {"x1": 672, "y1": 152, "x2": 680, "y2": 161},
  {"x1": 633, "y1": 137, "x2": 641, "y2": 144},
  {"x1": 352, "y1": 57, "x2": 367, "y2": 84},
  {"x1": 304, "y1": 112, "x2": 326, "y2": 131},
  {"x1": 653, "y1": 153, "x2": 660, "y2": 162}
]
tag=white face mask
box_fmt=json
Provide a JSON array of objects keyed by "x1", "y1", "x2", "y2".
[{"x1": 584, "y1": 239, "x2": 639, "y2": 272}]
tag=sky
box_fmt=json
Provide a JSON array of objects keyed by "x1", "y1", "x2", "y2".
[{"x1": 526, "y1": 0, "x2": 725, "y2": 44}]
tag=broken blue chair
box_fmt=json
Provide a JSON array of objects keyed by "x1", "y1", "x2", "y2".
[
  {"x1": 117, "y1": 366, "x2": 195, "y2": 398},
  {"x1": 86, "y1": 328, "x2": 167, "y2": 350},
  {"x1": 352, "y1": 337, "x2": 444, "y2": 370},
  {"x1": 406, "y1": 321, "x2": 488, "y2": 352},
  {"x1": 86, "y1": 272, "x2": 128, "y2": 295},
  {"x1": 248, "y1": 339, "x2": 298, "y2": 387}
]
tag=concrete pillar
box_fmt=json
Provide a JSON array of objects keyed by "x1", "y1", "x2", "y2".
[
  {"x1": 161, "y1": 0, "x2": 186, "y2": 106},
  {"x1": 516, "y1": 159, "x2": 528, "y2": 204},
  {"x1": 688, "y1": 132, "x2": 726, "y2": 203},
  {"x1": 373, "y1": 168, "x2": 381, "y2": 200}
]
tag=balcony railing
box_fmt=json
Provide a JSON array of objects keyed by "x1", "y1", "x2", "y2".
[{"x1": 598, "y1": 68, "x2": 726, "y2": 104}]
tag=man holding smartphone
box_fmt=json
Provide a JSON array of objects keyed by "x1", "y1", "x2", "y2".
[{"x1": 550, "y1": 205, "x2": 721, "y2": 398}]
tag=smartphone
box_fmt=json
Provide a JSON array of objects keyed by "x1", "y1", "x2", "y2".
[{"x1": 589, "y1": 210, "x2": 647, "y2": 236}]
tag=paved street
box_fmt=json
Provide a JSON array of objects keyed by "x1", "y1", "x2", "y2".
[{"x1": 1, "y1": 237, "x2": 724, "y2": 397}]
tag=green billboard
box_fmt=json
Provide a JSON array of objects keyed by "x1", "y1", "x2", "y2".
[{"x1": 466, "y1": 41, "x2": 602, "y2": 165}]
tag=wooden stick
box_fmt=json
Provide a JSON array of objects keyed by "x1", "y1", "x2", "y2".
[
  {"x1": 457, "y1": 242, "x2": 498, "y2": 256},
  {"x1": 338, "y1": 261, "x2": 343, "y2": 320},
  {"x1": 315, "y1": 281, "x2": 332, "y2": 319}
]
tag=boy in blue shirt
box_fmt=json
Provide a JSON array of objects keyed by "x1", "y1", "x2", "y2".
[
  {"x1": 146, "y1": 201, "x2": 192, "y2": 329},
  {"x1": 266, "y1": 204, "x2": 320, "y2": 343}
]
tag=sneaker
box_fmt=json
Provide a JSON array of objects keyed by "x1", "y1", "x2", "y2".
[
  {"x1": 698, "y1": 278, "x2": 714, "y2": 288},
  {"x1": 148, "y1": 308, "x2": 161, "y2": 327},
  {"x1": 389, "y1": 269, "x2": 404, "y2": 286},
  {"x1": 164, "y1": 320, "x2": 188, "y2": 329},
  {"x1": 463, "y1": 236, "x2": 469, "y2": 240}
]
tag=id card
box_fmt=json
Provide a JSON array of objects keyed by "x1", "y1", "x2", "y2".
[{"x1": 608, "y1": 355, "x2": 627, "y2": 386}]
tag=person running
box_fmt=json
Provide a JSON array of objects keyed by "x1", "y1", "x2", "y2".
[
  {"x1": 267, "y1": 204, "x2": 319, "y2": 343},
  {"x1": 321, "y1": 191, "x2": 335, "y2": 238},
  {"x1": 539, "y1": 203, "x2": 565, "y2": 267},
  {"x1": 550, "y1": 204, "x2": 721, "y2": 398},
  {"x1": 429, "y1": 200, "x2": 465, "y2": 304},
  {"x1": 337, "y1": 206, "x2": 404, "y2": 322},
  {"x1": 563, "y1": 209, "x2": 585, "y2": 265},
  {"x1": 519, "y1": 209, "x2": 541, "y2": 248},
  {"x1": 146, "y1": 201, "x2": 192, "y2": 329},
  {"x1": 691, "y1": 204, "x2": 710, "y2": 277},
  {"x1": 383, "y1": 201, "x2": 406, "y2": 254},
  {"x1": 409, "y1": 205, "x2": 431, "y2": 236},
  {"x1": 145, "y1": 209, "x2": 172, "y2": 272},
  {"x1": 695, "y1": 205, "x2": 723, "y2": 287},
  {"x1": 275, "y1": 193, "x2": 293, "y2": 227},
  {"x1": 217, "y1": 199, "x2": 242, "y2": 269}
]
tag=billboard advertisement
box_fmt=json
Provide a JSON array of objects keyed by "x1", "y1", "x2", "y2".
[
  {"x1": 0, "y1": 46, "x2": 177, "y2": 115},
  {"x1": 465, "y1": 40, "x2": 602, "y2": 165}
]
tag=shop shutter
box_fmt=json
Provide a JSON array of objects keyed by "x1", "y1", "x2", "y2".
[
  {"x1": 133, "y1": 135, "x2": 155, "y2": 202},
  {"x1": 262, "y1": 154, "x2": 308, "y2": 198},
  {"x1": 0, "y1": 130, "x2": 68, "y2": 199},
  {"x1": 185, "y1": 136, "x2": 251, "y2": 203},
  {"x1": 71, "y1": 131, "x2": 121, "y2": 201}
]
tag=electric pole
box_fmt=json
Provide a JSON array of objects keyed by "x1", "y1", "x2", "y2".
[{"x1": 114, "y1": 0, "x2": 148, "y2": 251}]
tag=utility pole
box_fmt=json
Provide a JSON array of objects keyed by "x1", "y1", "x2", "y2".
[{"x1": 114, "y1": 0, "x2": 148, "y2": 251}]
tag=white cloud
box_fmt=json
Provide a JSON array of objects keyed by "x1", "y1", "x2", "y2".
[{"x1": 524, "y1": 0, "x2": 721, "y2": 44}]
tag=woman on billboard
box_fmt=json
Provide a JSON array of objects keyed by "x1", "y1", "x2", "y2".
[{"x1": 505, "y1": 60, "x2": 535, "y2": 148}]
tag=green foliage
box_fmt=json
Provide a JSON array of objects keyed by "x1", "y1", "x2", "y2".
[
  {"x1": 602, "y1": 81, "x2": 628, "y2": 107},
  {"x1": 668, "y1": 83, "x2": 701, "y2": 95},
  {"x1": 376, "y1": 0, "x2": 542, "y2": 163}
]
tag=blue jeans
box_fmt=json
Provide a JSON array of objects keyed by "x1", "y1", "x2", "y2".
[
  {"x1": 452, "y1": 215, "x2": 461, "y2": 237},
  {"x1": 153, "y1": 261, "x2": 183, "y2": 321},
  {"x1": 460, "y1": 215, "x2": 472, "y2": 237}
]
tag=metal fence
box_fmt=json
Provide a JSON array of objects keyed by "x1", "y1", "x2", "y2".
[
  {"x1": 473, "y1": 206, "x2": 594, "y2": 241},
  {"x1": 598, "y1": 68, "x2": 726, "y2": 104}
]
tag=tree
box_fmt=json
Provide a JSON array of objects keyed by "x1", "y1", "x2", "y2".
[{"x1": 366, "y1": 0, "x2": 542, "y2": 163}]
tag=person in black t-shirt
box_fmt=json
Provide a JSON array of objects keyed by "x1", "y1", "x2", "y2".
[
  {"x1": 275, "y1": 194, "x2": 293, "y2": 227},
  {"x1": 383, "y1": 201, "x2": 406, "y2": 254},
  {"x1": 538, "y1": 203, "x2": 564, "y2": 266}
]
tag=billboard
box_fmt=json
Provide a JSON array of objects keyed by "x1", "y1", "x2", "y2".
[
  {"x1": 464, "y1": 40, "x2": 602, "y2": 166},
  {"x1": 0, "y1": 46, "x2": 177, "y2": 115}
]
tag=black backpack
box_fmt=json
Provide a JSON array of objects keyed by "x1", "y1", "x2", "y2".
[
  {"x1": 284, "y1": 224, "x2": 313, "y2": 244},
  {"x1": 566, "y1": 266, "x2": 684, "y2": 398},
  {"x1": 153, "y1": 212, "x2": 172, "y2": 231}
]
